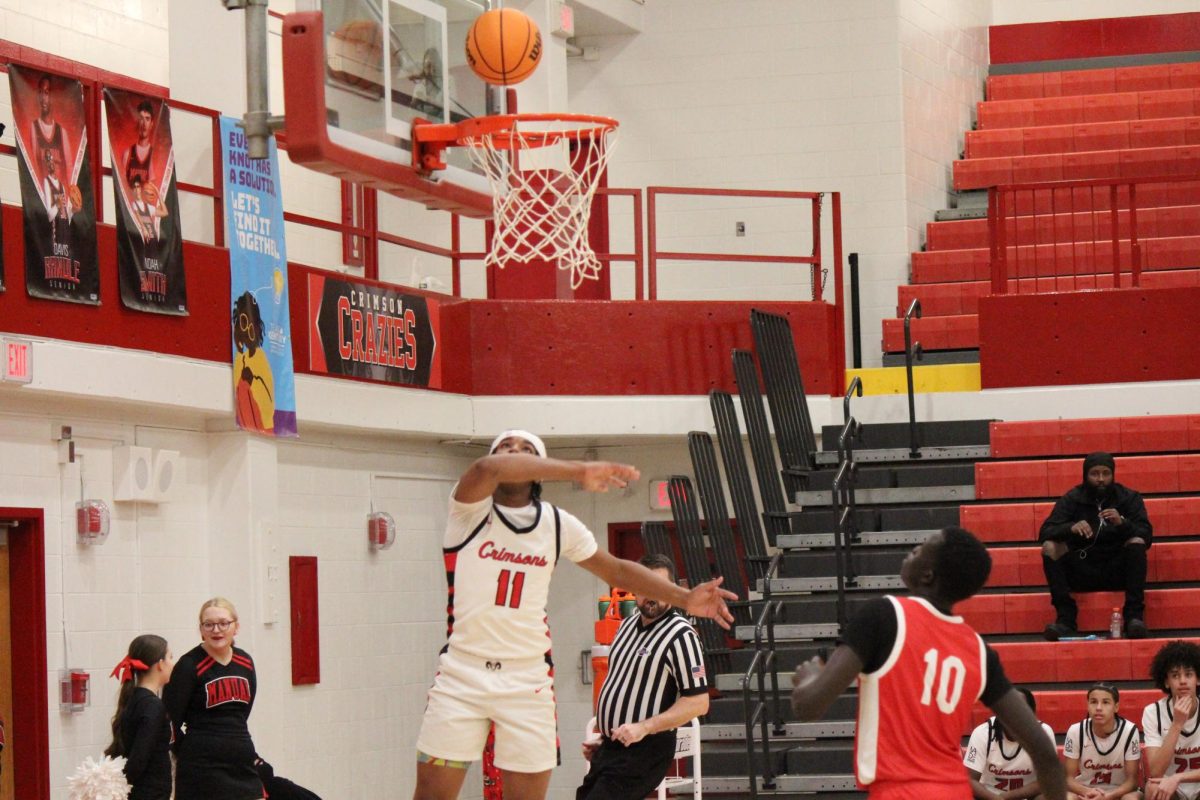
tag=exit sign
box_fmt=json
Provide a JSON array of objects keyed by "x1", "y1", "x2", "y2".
[
  {"x1": 649, "y1": 479, "x2": 672, "y2": 510},
  {"x1": 3, "y1": 338, "x2": 32, "y2": 384}
]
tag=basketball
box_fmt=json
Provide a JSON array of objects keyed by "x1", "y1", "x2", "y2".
[
  {"x1": 142, "y1": 181, "x2": 160, "y2": 206},
  {"x1": 67, "y1": 184, "x2": 82, "y2": 209},
  {"x1": 465, "y1": 8, "x2": 542, "y2": 86}
]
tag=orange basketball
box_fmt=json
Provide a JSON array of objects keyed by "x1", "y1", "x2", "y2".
[
  {"x1": 67, "y1": 184, "x2": 82, "y2": 209},
  {"x1": 465, "y1": 8, "x2": 542, "y2": 86},
  {"x1": 142, "y1": 181, "x2": 160, "y2": 206}
]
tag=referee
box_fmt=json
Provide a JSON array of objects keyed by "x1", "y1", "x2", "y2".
[{"x1": 578, "y1": 554, "x2": 709, "y2": 800}]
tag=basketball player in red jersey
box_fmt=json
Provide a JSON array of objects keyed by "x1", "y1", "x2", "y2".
[
  {"x1": 791, "y1": 527, "x2": 1066, "y2": 800},
  {"x1": 414, "y1": 430, "x2": 736, "y2": 800}
]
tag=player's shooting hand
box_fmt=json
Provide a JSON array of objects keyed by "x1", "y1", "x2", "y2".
[
  {"x1": 791, "y1": 655, "x2": 826, "y2": 689},
  {"x1": 578, "y1": 462, "x2": 640, "y2": 493},
  {"x1": 683, "y1": 576, "x2": 737, "y2": 629},
  {"x1": 1171, "y1": 693, "x2": 1197, "y2": 725},
  {"x1": 1071, "y1": 520, "x2": 1094, "y2": 538},
  {"x1": 612, "y1": 721, "x2": 649, "y2": 747}
]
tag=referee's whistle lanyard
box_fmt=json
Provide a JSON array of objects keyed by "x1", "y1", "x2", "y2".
[{"x1": 1077, "y1": 503, "x2": 1110, "y2": 561}]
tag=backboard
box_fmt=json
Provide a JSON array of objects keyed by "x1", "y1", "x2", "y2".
[{"x1": 284, "y1": 0, "x2": 497, "y2": 216}]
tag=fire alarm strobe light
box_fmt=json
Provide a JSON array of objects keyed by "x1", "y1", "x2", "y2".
[
  {"x1": 368, "y1": 511, "x2": 396, "y2": 550},
  {"x1": 59, "y1": 668, "x2": 90, "y2": 713},
  {"x1": 76, "y1": 499, "x2": 110, "y2": 545}
]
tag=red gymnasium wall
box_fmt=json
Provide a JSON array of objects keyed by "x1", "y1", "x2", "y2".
[
  {"x1": 978, "y1": 287, "x2": 1200, "y2": 389},
  {"x1": 990, "y1": 12, "x2": 1200, "y2": 64},
  {"x1": 0, "y1": 204, "x2": 836, "y2": 397}
]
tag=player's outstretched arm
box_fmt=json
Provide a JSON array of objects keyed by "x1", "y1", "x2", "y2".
[
  {"x1": 454, "y1": 454, "x2": 639, "y2": 503},
  {"x1": 991, "y1": 689, "x2": 1067, "y2": 800},
  {"x1": 790, "y1": 646, "x2": 863, "y2": 721},
  {"x1": 577, "y1": 550, "x2": 736, "y2": 628}
]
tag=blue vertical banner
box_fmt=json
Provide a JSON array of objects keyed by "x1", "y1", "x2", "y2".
[{"x1": 220, "y1": 117, "x2": 298, "y2": 437}]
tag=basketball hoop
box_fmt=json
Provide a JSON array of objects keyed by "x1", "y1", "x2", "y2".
[{"x1": 413, "y1": 113, "x2": 618, "y2": 289}]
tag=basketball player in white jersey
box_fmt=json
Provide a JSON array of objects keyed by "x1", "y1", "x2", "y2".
[
  {"x1": 1144, "y1": 641, "x2": 1200, "y2": 800},
  {"x1": 413, "y1": 430, "x2": 736, "y2": 800},
  {"x1": 1063, "y1": 683, "x2": 1141, "y2": 800},
  {"x1": 964, "y1": 687, "x2": 1058, "y2": 799}
]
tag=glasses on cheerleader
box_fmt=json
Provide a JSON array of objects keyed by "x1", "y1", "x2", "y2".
[{"x1": 201, "y1": 620, "x2": 235, "y2": 632}]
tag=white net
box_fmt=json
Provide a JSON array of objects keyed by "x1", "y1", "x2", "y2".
[{"x1": 460, "y1": 115, "x2": 618, "y2": 290}]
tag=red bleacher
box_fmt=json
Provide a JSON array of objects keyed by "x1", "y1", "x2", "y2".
[
  {"x1": 985, "y1": 541, "x2": 1200, "y2": 588},
  {"x1": 975, "y1": 454, "x2": 1200, "y2": 499},
  {"x1": 971, "y1": 688, "x2": 1164, "y2": 732},
  {"x1": 886, "y1": 49, "x2": 1200, "y2": 354},
  {"x1": 959, "y1": 588, "x2": 1200, "y2": 635}
]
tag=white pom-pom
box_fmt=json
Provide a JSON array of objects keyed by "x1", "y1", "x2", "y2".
[{"x1": 66, "y1": 755, "x2": 131, "y2": 800}]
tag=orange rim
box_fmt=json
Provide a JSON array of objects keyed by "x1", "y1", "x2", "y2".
[{"x1": 416, "y1": 113, "x2": 618, "y2": 149}]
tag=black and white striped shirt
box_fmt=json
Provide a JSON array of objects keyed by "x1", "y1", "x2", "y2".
[{"x1": 596, "y1": 610, "x2": 707, "y2": 737}]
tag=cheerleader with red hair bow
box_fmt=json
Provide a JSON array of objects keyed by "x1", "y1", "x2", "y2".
[{"x1": 104, "y1": 634, "x2": 175, "y2": 799}]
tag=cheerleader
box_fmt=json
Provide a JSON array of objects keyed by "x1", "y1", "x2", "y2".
[
  {"x1": 104, "y1": 634, "x2": 174, "y2": 800},
  {"x1": 163, "y1": 598, "x2": 264, "y2": 800}
]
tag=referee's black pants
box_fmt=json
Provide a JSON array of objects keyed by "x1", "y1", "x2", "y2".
[{"x1": 576, "y1": 731, "x2": 677, "y2": 800}]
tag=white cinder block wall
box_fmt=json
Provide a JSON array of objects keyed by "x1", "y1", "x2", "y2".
[
  {"x1": 567, "y1": 0, "x2": 996, "y2": 366},
  {"x1": 4, "y1": 2, "x2": 1196, "y2": 799},
  {"x1": 992, "y1": 0, "x2": 1200, "y2": 25}
]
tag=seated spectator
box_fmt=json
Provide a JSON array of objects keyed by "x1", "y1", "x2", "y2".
[
  {"x1": 1143, "y1": 641, "x2": 1200, "y2": 800},
  {"x1": 1063, "y1": 682, "x2": 1141, "y2": 800},
  {"x1": 1040, "y1": 452, "x2": 1152, "y2": 641},
  {"x1": 964, "y1": 687, "x2": 1057, "y2": 800}
]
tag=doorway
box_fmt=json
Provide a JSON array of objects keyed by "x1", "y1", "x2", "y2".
[{"x1": 0, "y1": 509, "x2": 48, "y2": 800}]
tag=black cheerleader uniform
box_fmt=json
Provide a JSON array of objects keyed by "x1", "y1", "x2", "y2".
[
  {"x1": 163, "y1": 645, "x2": 264, "y2": 800},
  {"x1": 120, "y1": 687, "x2": 172, "y2": 800}
]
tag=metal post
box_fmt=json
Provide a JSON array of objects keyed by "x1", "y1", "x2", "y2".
[
  {"x1": 224, "y1": 0, "x2": 280, "y2": 159},
  {"x1": 849, "y1": 252, "x2": 861, "y2": 369},
  {"x1": 903, "y1": 299, "x2": 923, "y2": 459}
]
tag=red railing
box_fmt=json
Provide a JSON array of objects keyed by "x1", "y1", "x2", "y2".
[
  {"x1": 647, "y1": 187, "x2": 845, "y2": 391},
  {"x1": 987, "y1": 174, "x2": 1200, "y2": 295}
]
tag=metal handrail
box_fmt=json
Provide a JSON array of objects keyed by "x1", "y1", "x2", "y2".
[
  {"x1": 843, "y1": 375, "x2": 862, "y2": 427},
  {"x1": 903, "y1": 299, "x2": 923, "y2": 458},
  {"x1": 740, "y1": 551, "x2": 786, "y2": 799}
]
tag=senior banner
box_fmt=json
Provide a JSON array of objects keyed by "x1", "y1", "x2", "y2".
[
  {"x1": 103, "y1": 88, "x2": 187, "y2": 314},
  {"x1": 220, "y1": 116, "x2": 298, "y2": 437},
  {"x1": 9, "y1": 66, "x2": 99, "y2": 304}
]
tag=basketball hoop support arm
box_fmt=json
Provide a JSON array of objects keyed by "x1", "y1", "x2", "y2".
[{"x1": 222, "y1": 0, "x2": 285, "y2": 159}]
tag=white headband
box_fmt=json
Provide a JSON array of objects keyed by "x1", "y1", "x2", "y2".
[{"x1": 489, "y1": 429, "x2": 547, "y2": 458}]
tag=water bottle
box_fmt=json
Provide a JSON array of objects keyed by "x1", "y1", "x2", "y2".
[{"x1": 1110, "y1": 608, "x2": 1123, "y2": 639}]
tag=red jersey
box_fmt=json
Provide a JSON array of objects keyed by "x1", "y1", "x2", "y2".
[{"x1": 855, "y1": 596, "x2": 989, "y2": 799}]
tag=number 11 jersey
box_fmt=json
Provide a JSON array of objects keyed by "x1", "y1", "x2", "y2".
[{"x1": 443, "y1": 492, "x2": 598, "y2": 661}]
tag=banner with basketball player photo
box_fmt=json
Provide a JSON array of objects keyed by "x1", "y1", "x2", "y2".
[
  {"x1": 219, "y1": 116, "x2": 298, "y2": 438},
  {"x1": 306, "y1": 272, "x2": 441, "y2": 389},
  {"x1": 8, "y1": 65, "x2": 99, "y2": 304},
  {"x1": 103, "y1": 89, "x2": 187, "y2": 315}
]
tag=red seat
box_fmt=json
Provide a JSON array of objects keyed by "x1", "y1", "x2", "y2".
[
  {"x1": 1139, "y1": 89, "x2": 1196, "y2": 119},
  {"x1": 910, "y1": 248, "x2": 988, "y2": 284},
  {"x1": 953, "y1": 157, "x2": 1013, "y2": 191},
  {"x1": 965, "y1": 128, "x2": 1024, "y2": 159},
  {"x1": 1062, "y1": 68, "x2": 1117, "y2": 97},
  {"x1": 1061, "y1": 149, "x2": 1122, "y2": 180},
  {"x1": 1082, "y1": 93, "x2": 1138, "y2": 123},
  {"x1": 988, "y1": 420, "x2": 1061, "y2": 458},
  {"x1": 1170, "y1": 63, "x2": 1200, "y2": 91},
  {"x1": 957, "y1": 594, "x2": 1007, "y2": 634},
  {"x1": 1120, "y1": 455, "x2": 1181, "y2": 493},
  {"x1": 960, "y1": 503, "x2": 1040, "y2": 543},
  {"x1": 1129, "y1": 118, "x2": 1188, "y2": 148},
  {"x1": 1072, "y1": 120, "x2": 1130, "y2": 152},
  {"x1": 979, "y1": 589, "x2": 1200, "y2": 635},
  {"x1": 1020, "y1": 125, "x2": 1074, "y2": 156},
  {"x1": 988, "y1": 73, "x2": 1046, "y2": 101},
  {"x1": 1010, "y1": 153, "x2": 1063, "y2": 183},
  {"x1": 1061, "y1": 418, "x2": 1122, "y2": 454},
  {"x1": 1118, "y1": 65, "x2": 1172, "y2": 94},
  {"x1": 975, "y1": 460, "x2": 1049, "y2": 500},
  {"x1": 1119, "y1": 415, "x2": 1193, "y2": 453}
]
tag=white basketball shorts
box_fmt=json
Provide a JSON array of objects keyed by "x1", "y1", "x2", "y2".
[{"x1": 415, "y1": 648, "x2": 558, "y2": 773}]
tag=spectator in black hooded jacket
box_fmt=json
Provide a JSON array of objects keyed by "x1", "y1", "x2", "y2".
[{"x1": 1040, "y1": 452, "x2": 1152, "y2": 641}]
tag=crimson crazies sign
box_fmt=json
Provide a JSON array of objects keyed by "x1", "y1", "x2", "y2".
[{"x1": 307, "y1": 273, "x2": 440, "y2": 388}]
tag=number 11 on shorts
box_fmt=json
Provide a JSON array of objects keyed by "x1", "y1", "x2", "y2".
[
  {"x1": 920, "y1": 648, "x2": 966, "y2": 713},
  {"x1": 495, "y1": 569, "x2": 526, "y2": 608}
]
